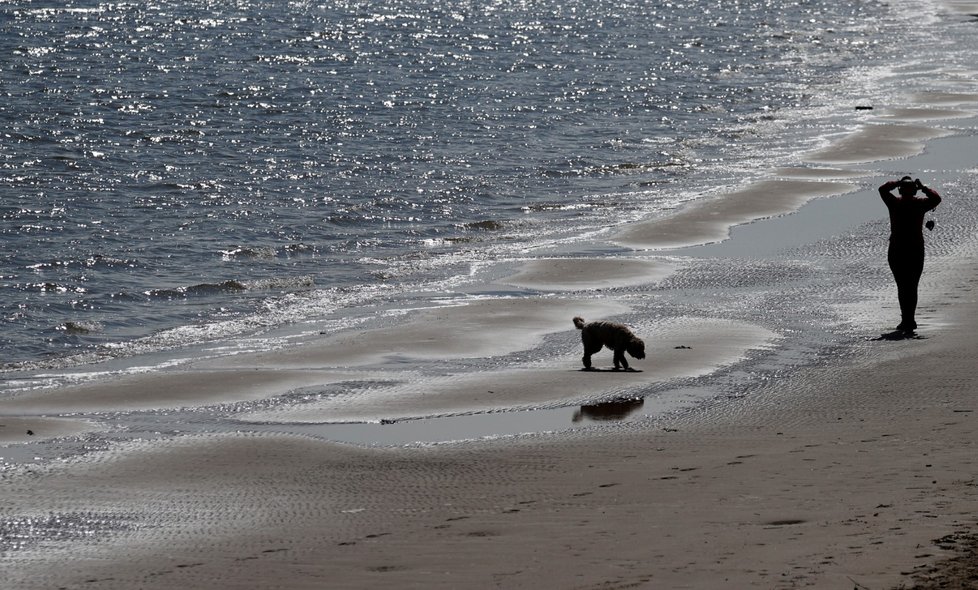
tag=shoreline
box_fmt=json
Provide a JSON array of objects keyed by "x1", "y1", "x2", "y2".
[{"x1": 4, "y1": 6, "x2": 978, "y2": 588}]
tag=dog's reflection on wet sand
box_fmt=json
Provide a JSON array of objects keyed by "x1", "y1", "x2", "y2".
[{"x1": 573, "y1": 398, "x2": 645, "y2": 423}]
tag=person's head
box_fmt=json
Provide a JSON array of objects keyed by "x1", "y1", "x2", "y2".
[{"x1": 898, "y1": 175, "x2": 917, "y2": 197}]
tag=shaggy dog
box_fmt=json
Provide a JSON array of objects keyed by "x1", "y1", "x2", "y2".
[{"x1": 573, "y1": 316, "x2": 646, "y2": 371}]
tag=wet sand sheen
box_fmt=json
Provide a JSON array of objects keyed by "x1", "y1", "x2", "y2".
[
  {"x1": 613, "y1": 179, "x2": 856, "y2": 250},
  {"x1": 240, "y1": 317, "x2": 778, "y2": 424},
  {"x1": 197, "y1": 298, "x2": 633, "y2": 370},
  {"x1": 804, "y1": 123, "x2": 951, "y2": 164},
  {"x1": 502, "y1": 258, "x2": 679, "y2": 291},
  {"x1": 878, "y1": 107, "x2": 975, "y2": 121},
  {"x1": 0, "y1": 370, "x2": 355, "y2": 414},
  {"x1": 0, "y1": 299, "x2": 634, "y2": 414},
  {"x1": 0, "y1": 416, "x2": 99, "y2": 444},
  {"x1": 770, "y1": 166, "x2": 870, "y2": 180}
]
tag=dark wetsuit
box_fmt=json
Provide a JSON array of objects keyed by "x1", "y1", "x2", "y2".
[{"x1": 878, "y1": 181, "x2": 941, "y2": 330}]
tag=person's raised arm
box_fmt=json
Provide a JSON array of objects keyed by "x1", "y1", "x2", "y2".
[
  {"x1": 916, "y1": 179, "x2": 941, "y2": 210},
  {"x1": 878, "y1": 179, "x2": 901, "y2": 202}
]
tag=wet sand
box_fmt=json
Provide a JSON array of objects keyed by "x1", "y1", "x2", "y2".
[
  {"x1": 5, "y1": 23, "x2": 978, "y2": 590},
  {"x1": 0, "y1": 416, "x2": 99, "y2": 444},
  {"x1": 612, "y1": 178, "x2": 858, "y2": 250},
  {"x1": 501, "y1": 257, "x2": 680, "y2": 291},
  {"x1": 4, "y1": 273, "x2": 978, "y2": 588},
  {"x1": 194, "y1": 297, "x2": 633, "y2": 370},
  {"x1": 0, "y1": 369, "x2": 355, "y2": 414},
  {"x1": 240, "y1": 317, "x2": 778, "y2": 424},
  {"x1": 805, "y1": 123, "x2": 952, "y2": 164}
]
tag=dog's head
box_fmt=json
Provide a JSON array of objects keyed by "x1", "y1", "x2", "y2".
[{"x1": 627, "y1": 337, "x2": 646, "y2": 359}]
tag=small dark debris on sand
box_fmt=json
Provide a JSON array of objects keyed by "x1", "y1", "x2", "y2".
[{"x1": 900, "y1": 531, "x2": 978, "y2": 589}]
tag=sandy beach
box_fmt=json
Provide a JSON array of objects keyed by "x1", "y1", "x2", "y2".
[{"x1": 5, "y1": 7, "x2": 978, "y2": 590}]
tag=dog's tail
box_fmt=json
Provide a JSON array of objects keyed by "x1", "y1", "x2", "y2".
[{"x1": 573, "y1": 316, "x2": 586, "y2": 330}]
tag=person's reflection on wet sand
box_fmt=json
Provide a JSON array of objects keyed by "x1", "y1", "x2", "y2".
[{"x1": 573, "y1": 398, "x2": 645, "y2": 423}]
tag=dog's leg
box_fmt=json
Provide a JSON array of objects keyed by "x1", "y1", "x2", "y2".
[
  {"x1": 582, "y1": 339, "x2": 602, "y2": 370},
  {"x1": 613, "y1": 348, "x2": 629, "y2": 371}
]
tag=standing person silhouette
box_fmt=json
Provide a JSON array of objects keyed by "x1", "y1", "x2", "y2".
[{"x1": 878, "y1": 176, "x2": 941, "y2": 334}]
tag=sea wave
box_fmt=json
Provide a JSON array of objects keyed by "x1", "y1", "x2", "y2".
[{"x1": 140, "y1": 276, "x2": 315, "y2": 299}]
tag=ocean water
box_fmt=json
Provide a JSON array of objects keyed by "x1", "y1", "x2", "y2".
[{"x1": 0, "y1": 0, "x2": 951, "y2": 374}]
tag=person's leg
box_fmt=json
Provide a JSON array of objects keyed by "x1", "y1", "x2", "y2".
[
  {"x1": 889, "y1": 245, "x2": 925, "y2": 331},
  {"x1": 897, "y1": 275, "x2": 919, "y2": 330}
]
